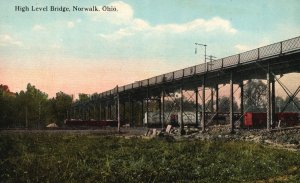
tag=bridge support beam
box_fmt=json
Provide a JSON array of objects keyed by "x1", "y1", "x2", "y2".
[
  {"x1": 123, "y1": 102, "x2": 126, "y2": 124},
  {"x1": 180, "y1": 87, "x2": 184, "y2": 135},
  {"x1": 267, "y1": 72, "x2": 271, "y2": 130},
  {"x1": 160, "y1": 90, "x2": 165, "y2": 129},
  {"x1": 267, "y1": 71, "x2": 276, "y2": 130},
  {"x1": 146, "y1": 88, "x2": 149, "y2": 127},
  {"x1": 117, "y1": 94, "x2": 120, "y2": 132},
  {"x1": 129, "y1": 94, "x2": 134, "y2": 127},
  {"x1": 106, "y1": 105, "x2": 109, "y2": 120},
  {"x1": 240, "y1": 81, "x2": 244, "y2": 128},
  {"x1": 271, "y1": 78, "x2": 276, "y2": 128},
  {"x1": 215, "y1": 84, "x2": 219, "y2": 124},
  {"x1": 195, "y1": 88, "x2": 199, "y2": 128},
  {"x1": 104, "y1": 102, "x2": 106, "y2": 120},
  {"x1": 201, "y1": 76, "x2": 206, "y2": 132},
  {"x1": 230, "y1": 72, "x2": 235, "y2": 133}
]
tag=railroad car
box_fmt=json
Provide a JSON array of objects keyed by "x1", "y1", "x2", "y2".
[{"x1": 244, "y1": 112, "x2": 299, "y2": 128}]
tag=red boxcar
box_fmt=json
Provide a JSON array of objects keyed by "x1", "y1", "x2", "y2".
[
  {"x1": 276, "y1": 113, "x2": 298, "y2": 127},
  {"x1": 244, "y1": 112, "x2": 299, "y2": 128},
  {"x1": 244, "y1": 112, "x2": 267, "y2": 128}
]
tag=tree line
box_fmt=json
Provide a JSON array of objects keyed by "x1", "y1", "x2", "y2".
[
  {"x1": 0, "y1": 84, "x2": 73, "y2": 128},
  {"x1": 0, "y1": 80, "x2": 299, "y2": 128}
]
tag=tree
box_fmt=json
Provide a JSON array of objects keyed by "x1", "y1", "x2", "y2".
[
  {"x1": 53, "y1": 92, "x2": 73, "y2": 125},
  {"x1": 0, "y1": 85, "x2": 16, "y2": 127},
  {"x1": 14, "y1": 83, "x2": 48, "y2": 128},
  {"x1": 218, "y1": 96, "x2": 239, "y2": 113},
  {"x1": 244, "y1": 80, "x2": 267, "y2": 112}
]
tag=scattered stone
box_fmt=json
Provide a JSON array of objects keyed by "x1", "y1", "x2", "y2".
[
  {"x1": 142, "y1": 125, "x2": 300, "y2": 151},
  {"x1": 151, "y1": 129, "x2": 157, "y2": 137},
  {"x1": 166, "y1": 125, "x2": 172, "y2": 134}
]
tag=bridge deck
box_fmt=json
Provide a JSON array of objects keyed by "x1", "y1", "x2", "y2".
[{"x1": 96, "y1": 36, "x2": 300, "y2": 100}]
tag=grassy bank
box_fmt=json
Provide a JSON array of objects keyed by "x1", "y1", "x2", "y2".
[{"x1": 0, "y1": 132, "x2": 299, "y2": 182}]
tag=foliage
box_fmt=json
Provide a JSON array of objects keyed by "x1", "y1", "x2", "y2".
[
  {"x1": 0, "y1": 133, "x2": 299, "y2": 183},
  {"x1": 244, "y1": 79, "x2": 267, "y2": 112},
  {"x1": 0, "y1": 84, "x2": 73, "y2": 128},
  {"x1": 15, "y1": 83, "x2": 48, "y2": 128},
  {"x1": 218, "y1": 96, "x2": 239, "y2": 113},
  {"x1": 52, "y1": 92, "x2": 73, "y2": 126},
  {"x1": 0, "y1": 85, "x2": 16, "y2": 127}
]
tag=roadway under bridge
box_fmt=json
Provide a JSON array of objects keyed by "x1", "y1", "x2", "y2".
[{"x1": 71, "y1": 36, "x2": 300, "y2": 133}]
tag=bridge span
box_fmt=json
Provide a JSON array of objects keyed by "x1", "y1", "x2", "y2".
[{"x1": 71, "y1": 36, "x2": 300, "y2": 133}]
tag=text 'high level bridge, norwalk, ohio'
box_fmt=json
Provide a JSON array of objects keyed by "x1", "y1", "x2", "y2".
[{"x1": 71, "y1": 36, "x2": 300, "y2": 133}]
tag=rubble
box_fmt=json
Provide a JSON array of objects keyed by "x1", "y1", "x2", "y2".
[{"x1": 144, "y1": 125, "x2": 300, "y2": 151}]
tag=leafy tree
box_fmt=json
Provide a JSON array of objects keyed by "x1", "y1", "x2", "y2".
[
  {"x1": 16, "y1": 83, "x2": 48, "y2": 128},
  {"x1": 244, "y1": 80, "x2": 267, "y2": 112},
  {"x1": 52, "y1": 92, "x2": 73, "y2": 125},
  {"x1": 218, "y1": 96, "x2": 239, "y2": 113},
  {"x1": 0, "y1": 85, "x2": 16, "y2": 127}
]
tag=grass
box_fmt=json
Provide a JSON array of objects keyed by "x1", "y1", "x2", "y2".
[{"x1": 0, "y1": 132, "x2": 300, "y2": 182}]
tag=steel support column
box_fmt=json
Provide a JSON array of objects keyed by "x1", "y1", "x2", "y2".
[
  {"x1": 230, "y1": 72, "x2": 235, "y2": 133},
  {"x1": 123, "y1": 102, "x2": 126, "y2": 123},
  {"x1": 180, "y1": 87, "x2": 184, "y2": 135},
  {"x1": 271, "y1": 78, "x2": 276, "y2": 128},
  {"x1": 267, "y1": 71, "x2": 271, "y2": 130},
  {"x1": 117, "y1": 94, "x2": 120, "y2": 132},
  {"x1": 215, "y1": 84, "x2": 219, "y2": 124},
  {"x1": 107, "y1": 103, "x2": 109, "y2": 120},
  {"x1": 201, "y1": 76, "x2": 206, "y2": 132},
  {"x1": 195, "y1": 88, "x2": 199, "y2": 127},
  {"x1": 146, "y1": 88, "x2": 149, "y2": 127},
  {"x1": 129, "y1": 94, "x2": 134, "y2": 127},
  {"x1": 159, "y1": 95, "x2": 162, "y2": 129},
  {"x1": 115, "y1": 99, "x2": 118, "y2": 121},
  {"x1": 240, "y1": 81, "x2": 244, "y2": 127}
]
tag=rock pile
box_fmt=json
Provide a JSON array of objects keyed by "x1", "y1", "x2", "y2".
[{"x1": 145, "y1": 125, "x2": 300, "y2": 151}]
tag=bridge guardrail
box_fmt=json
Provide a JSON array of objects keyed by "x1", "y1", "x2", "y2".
[
  {"x1": 260, "y1": 42, "x2": 281, "y2": 59},
  {"x1": 98, "y1": 36, "x2": 300, "y2": 98},
  {"x1": 282, "y1": 37, "x2": 300, "y2": 53}
]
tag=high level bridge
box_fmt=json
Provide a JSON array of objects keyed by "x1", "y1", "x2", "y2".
[{"x1": 71, "y1": 36, "x2": 300, "y2": 133}]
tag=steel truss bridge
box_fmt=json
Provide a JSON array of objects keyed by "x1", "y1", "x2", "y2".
[{"x1": 71, "y1": 36, "x2": 300, "y2": 133}]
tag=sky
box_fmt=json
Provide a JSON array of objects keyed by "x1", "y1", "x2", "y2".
[{"x1": 0, "y1": 0, "x2": 299, "y2": 98}]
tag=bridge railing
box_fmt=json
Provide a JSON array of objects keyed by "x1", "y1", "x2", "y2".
[
  {"x1": 282, "y1": 36, "x2": 300, "y2": 53},
  {"x1": 99, "y1": 36, "x2": 300, "y2": 98}
]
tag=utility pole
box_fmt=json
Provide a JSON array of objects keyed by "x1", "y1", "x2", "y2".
[{"x1": 195, "y1": 43, "x2": 207, "y2": 66}]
